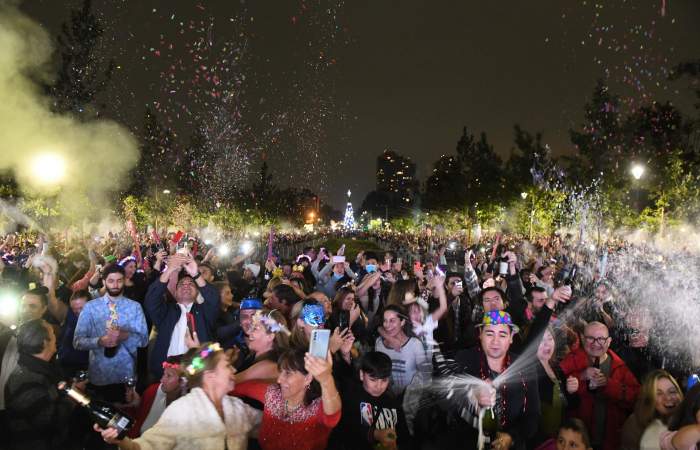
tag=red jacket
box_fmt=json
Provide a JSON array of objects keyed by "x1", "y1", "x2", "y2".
[{"x1": 560, "y1": 348, "x2": 640, "y2": 450}]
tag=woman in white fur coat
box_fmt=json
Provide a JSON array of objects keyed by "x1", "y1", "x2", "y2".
[{"x1": 96, "y1": 342, "x2": 261, "y2": 450}]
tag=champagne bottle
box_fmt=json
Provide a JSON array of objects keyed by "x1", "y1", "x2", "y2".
[
  {"x1": 59, "y1": 382, "x2": 133, "y2": 439},
  {"x1": 589, "y1": 357, "x2": 600, "y2": 392}
]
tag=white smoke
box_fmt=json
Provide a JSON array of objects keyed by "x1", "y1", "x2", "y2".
[{"x1": 0, "y1": 1, "x2": 138, "y2": 224}]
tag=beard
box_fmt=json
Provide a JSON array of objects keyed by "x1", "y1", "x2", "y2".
[{"x1": 107, "y1": 286, "x2": 124, "y2": 297}]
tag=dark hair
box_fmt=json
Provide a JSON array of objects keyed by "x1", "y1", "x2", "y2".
[
  {"x1": 101, "y1": 263, "x2": 125, "y2": 281},
  {"x1": 17, "y1": 319, "x2": 50, "y2": 355},
  {"x1": 198, "y1": 262, "x2": 215, "y2": 274},
  {"x1": 479, "y1": 286, "x2": 506, "y2": 305},
  {"x1": 359, "y1": 351, "x2": 392, "y2": 379},
  {"x1": 25, "y1": 286, "x2": 49, "y2": 306},
  {"x1": 558, "y1": 418, "x2": 592, "y2": 448},
  {"x1": 667, "y1": 384, "x2": 700, "y2": 431},
  {"x1": 382, "y1": 304, "x2": 412, "y2": 337},
  {"x1": 70, "y1": 289, "x2": 90, "y2": 302},
  {"x1": 526, "y1": 286, "x2": 547, "y2": 302},
  {"x1": 277, "y1": 348, "x2": 321, "y2": 406},
  {"x1": 272, "y1": 284, "x2": 302, "y2": 307},
  {"x1": 364, "y1": 251, "x2": 378, "y2": 262}
]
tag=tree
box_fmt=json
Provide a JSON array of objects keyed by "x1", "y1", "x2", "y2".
[
  {"x1": 570, "y1": 79, "x2": 625, "y2": 184},
  {"x1": 45, "y1": 0, "x2": 115, "y2": 116},
  {"x1": 129, "y1": 107, "x2": 178, "y2": 197},
  {"x1": 423, "y1": 154, "x2": 467, "y2": 209},
  {"x1": 456, "y1": 127, "x2": 505, "y2": 213}
]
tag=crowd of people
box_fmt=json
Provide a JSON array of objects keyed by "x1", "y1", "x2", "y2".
[{"x1": 0, "y1": 228, "x2": 699, "y2": 450}]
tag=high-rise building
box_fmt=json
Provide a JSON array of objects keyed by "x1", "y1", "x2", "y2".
[{"x1": 376, "y1": 149, "x2": 417, "y2": 205}]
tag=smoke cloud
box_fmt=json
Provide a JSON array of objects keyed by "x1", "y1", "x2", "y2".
[{"x1": 0, "y1": 1, "x2": 138, "y2": 223}]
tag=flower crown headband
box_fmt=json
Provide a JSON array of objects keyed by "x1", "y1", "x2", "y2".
[
  {"x1": 253, "y1": 310, "x2": 290, "y2": 336},
  {"x1": 162, "y1": 361, "x2": 181, "y2": 370},
  {"x1": 185, "y1": 343, "x2": 222, "y2": 376}
]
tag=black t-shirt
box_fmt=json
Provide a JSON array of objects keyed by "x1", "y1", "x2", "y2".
[{"x1": 328, "y1": 361, "x2": 412, "y2": 450}]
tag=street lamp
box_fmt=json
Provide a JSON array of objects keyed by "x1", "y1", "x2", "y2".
[
  {"x1": 162, "y1": 189, "x2": 171, "y2": 195},
  {"x1": 631, "y1": 164, "x2": 645, "y2": 180},
  {"x1": 520, "y1": 192, "x2": 528, "y2": 200}
]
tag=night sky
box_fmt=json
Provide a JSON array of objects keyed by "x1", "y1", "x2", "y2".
[{"x1": 20, "y1": 0, "x2": 700, "y2": 210}]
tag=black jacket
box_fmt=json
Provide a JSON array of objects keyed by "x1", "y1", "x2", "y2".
[
  {"x1": 443, "y1": 347, "x2": 541, "y2": 450},
  {"x1": 328, "y1": 357, "x2": 413, "y2": 450},
  {"x1": 4, "y1": 353, "x2": 77, "y2": 450}
]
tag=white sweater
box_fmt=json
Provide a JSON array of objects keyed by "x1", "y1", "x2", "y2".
[{"x1": 134, "y1": 387, "x2": 261, "y2": 450}]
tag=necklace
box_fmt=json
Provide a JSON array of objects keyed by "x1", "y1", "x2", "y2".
[{"x1": 284, "y1": 400, "x2": 303, "y2": 418}]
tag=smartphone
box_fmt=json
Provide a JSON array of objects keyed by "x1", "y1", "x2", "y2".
[
  {"x1": 338, "y1": 310, "x2": 350, "y2": 330},
  {"x1": 186, "y1": 312, "x2": 196, "y2": 336},
  {"x1": 309, "y1": 329, "x2": 331, "y2": 359}
]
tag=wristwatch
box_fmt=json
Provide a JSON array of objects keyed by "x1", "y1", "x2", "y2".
[{"x1": 192, "y1": 272, "x2": 202, "y2": 280}]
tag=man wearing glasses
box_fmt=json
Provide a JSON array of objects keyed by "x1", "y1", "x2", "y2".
[{"x1": 560, "y1": 321, "x2": 640, "y2": 450}]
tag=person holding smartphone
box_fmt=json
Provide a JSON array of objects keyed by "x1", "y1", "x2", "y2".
[{"x1": 234, "y1": 347, "x2": 342, "y2": 450}]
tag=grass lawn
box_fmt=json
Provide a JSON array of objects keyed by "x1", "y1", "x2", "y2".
[{"x1": 317, "y1": 237, "x2": 385, "y2": 261}]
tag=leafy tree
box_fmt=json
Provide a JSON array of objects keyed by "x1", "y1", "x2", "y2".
[
  {"x1": 570, "y1": 80, "x2": 625, "y2": 184},
  {"x1": 423, "y1": 155, "x2": 467, "y2": 209},
  {"x1": 129, "y1": 107, "x2": 178, "y2": 197},
  {"x1": 45, "y1": 0, "x2": 115, "y2": 116},
  {"x1": 456, "y1": 127, "x2": 505, "y2": 213}
]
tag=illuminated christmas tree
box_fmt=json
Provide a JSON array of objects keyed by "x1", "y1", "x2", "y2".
[{"x1": 343, "y1": 189, "x2": 355, "y2": 229}]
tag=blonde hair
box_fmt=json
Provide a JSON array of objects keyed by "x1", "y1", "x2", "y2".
[{"x1": 634, "y1": 369, "x2": 683, "y2": 428}]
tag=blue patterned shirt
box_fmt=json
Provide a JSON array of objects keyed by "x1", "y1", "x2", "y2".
[{"x1": 73, "y1": 294, "x2": 148, "y2": 386}]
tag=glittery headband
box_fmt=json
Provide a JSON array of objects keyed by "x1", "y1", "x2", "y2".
[
  {"x1": 301, "y1": 304, "x2": 325, "y2": 327},
  {"x1": 253, "y1": 310, "x2": 290, "y2": 336}
]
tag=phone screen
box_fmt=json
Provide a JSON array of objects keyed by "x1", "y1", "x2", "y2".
[
  {"x1": 186, "y1": 312, "x2": 196, "y2": 335},
  {"x1": 309, "y1": 329, "x2": 331, "y2": 359}
]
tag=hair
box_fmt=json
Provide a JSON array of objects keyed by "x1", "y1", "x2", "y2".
[
  {"x1": 70, "y1": 289, "x2": 91, "y2": 302},
  {"x1": 386, "y1": 279, "x2": 419, "y2": 307},
  {"x1": 24, "y1": 285, "x2": 49, "y2": 306},
  {"x1": 198, "y1": 262, "x2": 215, "y2": 274},
  {"x1": 289, "y1": 298, "x2": 321, "y2": 349},
  {"x1": 364, "y1": 251, "x2": 378, "y2": 262},
  {"x1": 332, "y1": 286, "x2": 356, "y2": 311},
  {"x1": 634, "y1": 370, "x2": 683, "y2": 428},
  {"x1": 667, "y1": 384, "x2": 700, "y2": 431},
  {"x1": 254, "y1": 309, "x2": 290, "y2": 361},
  {"x1": 382, "y1": 304, "x2": 413, "y2": 337},
  {"x1": 212, "y1": 281, "x2": 230, "y2": 295},
  {"x1": 277, "y1": 347, "x2": 321, "y2": 406},
  {"x1": 558, "y1": 418, "x2": 592, "y2": 448},
  {"x1": 272, "y1": 284, "x2": 302, "y2": 307},
  {"x1": 17, "y1": 319, "x2": 50, "y2": 355},
  {"x1": 181, "y1": 343, "x2": 225, "y2": 389},
  {"x1": 479, "y1": 286, "x2": 506, "y2": 306},
  {"x1": 526, "y1": 285, "x2": 547, "y2": 302},
  {"x1": 359, "y1": 351, "x2": 392, "y2": 379},
  {"x1": 101, "y1": 263, "x2": 125, "y2": 281}
]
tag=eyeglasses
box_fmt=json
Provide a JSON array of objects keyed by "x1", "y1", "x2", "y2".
[{"x1": 584, "y1": 336, "x2": 610, "y2": 346}]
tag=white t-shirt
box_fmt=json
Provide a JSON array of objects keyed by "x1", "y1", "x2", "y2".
[{"x1": 375, "y1": 336, "x2": 428, "y2": 396}]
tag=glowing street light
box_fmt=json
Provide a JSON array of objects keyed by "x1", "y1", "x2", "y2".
[
  {"x1": 631, "y1": 164, "x2": 645, "y2": 180},
  {"x1": 162, "y1": 189, "x2": 171, "y2": 194},
  {"x1": 31, "y1": 152, "x2": 66, "y2": 187},
  {"x1": 520, "y1": 192, "x2": 528, "y2": 200}
]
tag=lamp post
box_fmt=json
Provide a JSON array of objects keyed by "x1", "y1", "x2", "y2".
[
  {"x1": 521, "y1": 192, "x2": 535, "y2": 241},
  {"x1": 630, "y1": 163, "x2": 645, "y2": 216}
]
